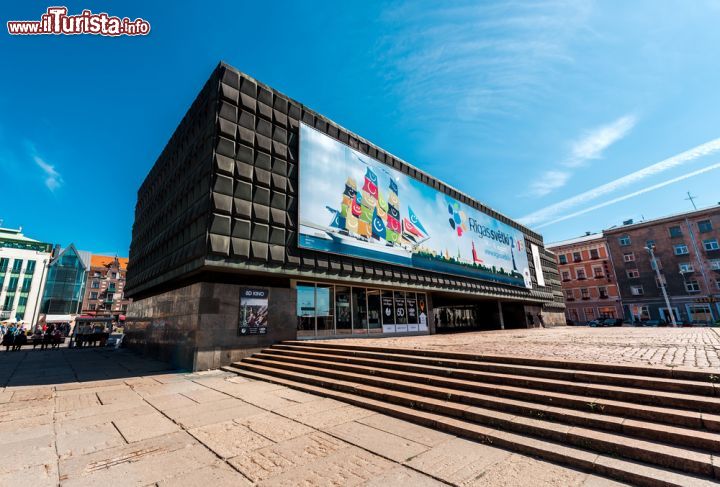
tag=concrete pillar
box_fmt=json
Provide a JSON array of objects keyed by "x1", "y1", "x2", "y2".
[{"x1": 497, "y1": 301, "x2": 505, "y2": 330}]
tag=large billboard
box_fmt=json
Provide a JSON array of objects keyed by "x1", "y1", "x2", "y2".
[{"x1": 298, "y1": 123, "x2": 532, "y2": 289}]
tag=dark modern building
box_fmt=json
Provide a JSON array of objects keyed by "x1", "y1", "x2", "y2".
[
  {"x1": 124, "y1": 62, "x2": 563, "y2": 370},
  {"x1": 605, "y1": 205, "x2": 720, "y2": 324}
]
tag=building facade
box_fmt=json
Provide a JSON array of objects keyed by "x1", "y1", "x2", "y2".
[
  {"x1": 547, "y1": 233, "x2": 623, "y2": 324},
  {"x1": 0, "y1": 228, "x2": 53, "y2": 326},
  {"x1": 40, "y1": 244, "x2": 92, "y2": 319},
  {"x1": 124, "y1": 63, "x2": 563, "y2": 370},
  {"x1": 605, "y1": 206, "x2": 720, "y2": 324},
  {"x1": 81, "y1": 255, "x2": 131, "y2": 321}
]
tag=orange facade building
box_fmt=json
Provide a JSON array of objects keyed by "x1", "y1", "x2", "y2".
[{"x1": 547, "y1": 233, "x2": 623, "y2": 324}]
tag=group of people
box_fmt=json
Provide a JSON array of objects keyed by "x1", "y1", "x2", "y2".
[{"x1": 2, "y1": 323, "x2": 64, "y2": 351}]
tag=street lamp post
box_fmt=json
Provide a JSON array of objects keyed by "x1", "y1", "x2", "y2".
[{"x1": 646, "y1": 244, "x2": 677, "y2": 327}]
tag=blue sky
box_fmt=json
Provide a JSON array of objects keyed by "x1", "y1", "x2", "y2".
[{"x1": 2, "y1": 1, "x2": 720, "y2": 255}]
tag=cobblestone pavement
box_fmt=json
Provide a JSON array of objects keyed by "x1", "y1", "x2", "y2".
[
  {"x1": 0, "y1": 347, "x2": 623, "y2": 486},
  {"x1": 326, "y1": 326, "x2": 720, "y2": 369}
]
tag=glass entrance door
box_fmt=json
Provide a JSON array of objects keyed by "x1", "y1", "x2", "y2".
[
  {"x1": 335, "y1": 286, "x2": 352, "y2": 334},
  {"x1": 352, "y1": 287, "x2": 368, "y2": 334},
  {"x1": 367, "y1": 289, "x2": 382, "y2": 334}
]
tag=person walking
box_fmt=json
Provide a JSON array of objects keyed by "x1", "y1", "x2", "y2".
[
  {"x1": 526, "y1": 312, "x2": 535, "y2": 327},
  {"x1": 537, "y1": 312, "x2": 545, "y2": 328}
]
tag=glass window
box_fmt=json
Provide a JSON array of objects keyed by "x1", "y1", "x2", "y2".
[
  {"x1": 626, "y1": 269, "x2": 640, "y2": 278},
  {"x1": 580, "y1": 288, "x2": 590, "y2": 298},
  {"x1": 351, "y1": 287, "x2": 368, "y2": 334},
  {"x1": 0, "y1": 258, "x2": 8, "y2": 273},
  {"x1": 668, "y1": 226, "x2": 683, "y2": 238},
  {"x1": 590, "y1": 248, "x2": 600, "y2": 259},
  {"x1": 619, "y1": 236, "x2": 631, "y2": 246},
  {"x1": 711, "y1": 259, "x2": 720, "y2": 270},
  {"x1": 316, "y1": 284, "x2": 334, "y2": 335},
  {"x1": 296, "y1": 283, "x2": 316, "y2": 337},
  {"x1": 703, "y1": 239, "x2": 719, "y2": 251},
  {"x1": 7, "y1": 276, "x2": 18, "y2": 291},
  {"x1": 698, "y1": 220, "x2": 713, "y2": 232},
  {"x1": 686, "y1": 280, "x2": 701, "y2": 292},
  {"x1": 584, "y1": 307, "x2": 595, "y2": 320},
  {"x1": 558, "y1": 254, "x2": 567, "y2": 264},
  {"x1": 108, "y1": 283, "x2": 116, "y2": 292},
  {"x1": 91, "y1": 280, "x2": 100, "y2": 288},
  {"x1": 90, "y1": 292, "x2": 98, "y2": 300},
  {"x1": 335, "y1": 286, "x2": 352, "y2": 334},
  {"x1": 593, "y1": 266, "x2": 604, "y2": 278},
  {"x1": 572, "y1": 252, "x2": 582, "y2": 262},
  {"x1": 20, "y1": 277, "x2": 32, "y2": 292},
  {"x1": 679, "y1": 263, "x2": 694, "y2": 272},
  {"x1": 367, "y1": 289, "x2": 382, "y2": 333},
  {"x1": 630, "y1": 285, "x2": 644, "y2": 296},
  {"x1": 565, "y1": 290, "x2": 574, "y2": 300},
  {"x1": 561, "y1": 271, "x2": 571, "y2": 281},
  {"x1": 623, "y1": 252, "x2": 635, "y2": 262},
  {"x1": 655, "y1": 275, "x2": 666, "y2": 288},
  {"x1": 576, "y1": 268, "x2": 586, "y2": 279},
  {"x1": 25, "y1": 260, "x2": 36, "y2": 274},
  {"x1": 11, "y1": 259, "x2": 22, "y2": 273},
  {"x1": 674, "y1": 244, "x2": 689, "y2": 255},
  {"x1": 111, "y1": 272, "x2": 117, "y2": 279},
  {"x1": 417, "y1": 294, "x2": 428, "y2": 331},
  {"x1": 599, "y1": 286, "x2": 608, "y2": 298}
]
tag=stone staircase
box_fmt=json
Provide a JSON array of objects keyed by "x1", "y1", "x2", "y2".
[{"x1": 222, "y1": 340, "x2": 720, "y2": 486}]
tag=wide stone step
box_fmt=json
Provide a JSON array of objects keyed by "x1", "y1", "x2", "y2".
[
  {"x1": 223, "y1": 363, "x2": 718, "y2": 487},
  {"x1": 261, "y1": 348, "x2": 720, "y2": 414},
  {"x1": 271, "y1": 344, "x2": 718, "y2": 396},
  {"x1": 239, "y1": 355, "x2": 720, "y2": 452},
  {"x1": 282, "y1": 340, "x2": 716, "y2": 382}
]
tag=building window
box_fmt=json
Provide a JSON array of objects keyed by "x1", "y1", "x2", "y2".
[
  {"x1": 623, "y1": 252, "x2": 635, "y2": 262},
  {"x1": 674, "y1": 244, "x2": 689, "y2": 255},
  {"x1": 627, "y1": 269, "x2": 640, "y2": 278},
  {"x1": 91, "y1": 281, "x2": 100, "y2": 289},
  {"x1": 630, "y1": 285, "x2": 644, "y2": 296},
  {"x1": 576, "y1": 268, "x2": 586, "y2": 279},
  {"x1": 561, "y1": 271, "x2": 571, "y2": 281},
  {"x1": 584, "y1": 307, "x2": 595, "y2": 320},
  {"x1": 90, "y1": 292, "x2": 98, "y2": 300},
  {"x1": 110, "y1": 272, "x2": 117, "y2": 279},
  {"x1": 20, "y1": 277, "x2": 32, "y2": 293},
  {"x1": 573, "y1": 251, "x2": 582, "y2": 262},
  {"x1": 0, "y1": 258, "x2": 7, "y2": 273},
  {"x1": 93, "y1": 271, "x2": 100, "y2": 277},
  {"x1": 11, "y1": 259, "x2": 22, "y2": 273},
  {"x1": 668, "y1": 226, "x2": 683, "y2": 238},
  {"x1": 589, "y1": 248, "x2": 600, "y2": 259},
  {"x1": 599, "y1": 286, "x2": 608, "y2": 298},
  {"x1": 685, "y1": 280, "x2": 701, "y2": 292},
  {"x1": 580, "y1": 288, "x2": 590, "y2": 299},
  {"x1": 565, "y1": 290, "x2": 575, "y2": 300},
  {"x1": 108, "y1": 283, "x2": 116, "y2": 292},
  {"x1": 655, "y1": 275, "x2": 666, "y2": 288},
  {"x1": 698, "y1": 220, "x2": 713, "y2": 232},
  {"x1": 7, "y1": 276, "x2": 18, "y2": 291},
  {"x1": 646, "y1": 240, "x2": 655, "y2": 248},
  {"x1": 593, "y1": 266, "x2": 604, "y2": 278},
  {"x1": 703, "y1": 239, "x2": 719, "y2": 251},
  {"x1": 619, "y1": 235, "x2": 631, "y2": 246},
  {"x1": 679, "y1": 263, "x2": 694, "y2": 273},
  {"x1": 716, "y1": 278, "x2": 720, "y2": 290},
  {"x1": 25, "y1": 260, "x2": 36, "y2": 275},
  {"x1": 558, "y1": 254, "x2": 567, "y2": 265},
  {"x1": 710, "y1": 259, "x2": 720, "y2": 270}
]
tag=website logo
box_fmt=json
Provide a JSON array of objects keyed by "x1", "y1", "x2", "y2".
[{"x1": 7, "y1": 7, "x2": 151, "y2": 36}]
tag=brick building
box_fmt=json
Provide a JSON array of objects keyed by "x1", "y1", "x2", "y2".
[
  {"x1": 81, "y1": 255, "x2": 131, "y2": 322},
  {"x1": 605, "y1": 206, "x2": 720, "y2": 324},
  {"x1": 547, "y1": 233, "x2": 623, "y2": 324}
]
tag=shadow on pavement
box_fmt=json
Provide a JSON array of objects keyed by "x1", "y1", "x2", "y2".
[{"x1": 0, "y1": 346, "x2": 179, "y2": 388}]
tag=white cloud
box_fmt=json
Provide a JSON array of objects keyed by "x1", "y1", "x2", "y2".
[
  {"x1": 564, "y1": 115, "x2": 637, "y2": 167},
  {"x1": 530, "y1": 170, "x2": 571, "y2": 196},
  {"x1": 535, "y1": 162, "x2": 720, "y2": 228},
  {"x1": 519, "y1": 136, "x2": 720, "y2": 226},
  {"x1": 33, "y1": 155, "x2": 63, "y2": 191}
]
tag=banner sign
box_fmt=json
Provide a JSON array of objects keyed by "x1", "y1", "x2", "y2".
[
  {"x1": 530, "y1": 244, "x2": 545, "y2": 287},
  {"x1": 238, "y1": 288, "x2": 268, "y2": 336},
  {"x1": 298, "y1": 123, "x2": 532, "y2": 288}
]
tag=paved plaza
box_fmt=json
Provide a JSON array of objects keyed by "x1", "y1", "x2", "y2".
[
  {"x1": 327, "y1": 326, "x2": 720, "y2": 370},
  {"x1": 0, "y1": 345, "x2": 628, "y2": 486}
]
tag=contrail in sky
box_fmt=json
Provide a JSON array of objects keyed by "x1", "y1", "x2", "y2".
[
  {"x1": 535, "y1": 162, "x2": 720, "y2": 229},
  {"x1": 519, "y1": 137, "x2": 720, "y2": 226}
]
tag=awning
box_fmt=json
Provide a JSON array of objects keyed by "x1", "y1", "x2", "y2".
[{"x1": 44, "y1": 314, "x2": 74, "y2": 323}]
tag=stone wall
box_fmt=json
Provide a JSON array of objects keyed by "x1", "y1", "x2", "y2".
[{"x1": 124, "y1": 281, "x2": 296, "y2": 370}]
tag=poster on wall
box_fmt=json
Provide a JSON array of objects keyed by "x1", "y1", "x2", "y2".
[
  {"x1": 298, "y1": 123, "x2": 532, "y2": 289},
  {"x1": 238, "y1": 288, "x2": 268, "y2": 336},
  {"x1": 381, "y1": 294, "x2": 395, "y2": 333},
  {"x1": 530, "y1": 243, "x2": 545, "y2": 287},
  {"x1": 418, "y1": 294, "x2": 428, "y2": 331}
]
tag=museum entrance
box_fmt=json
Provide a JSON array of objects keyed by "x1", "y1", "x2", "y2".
[
  {"x1": 296, "y1": 281, "x2": 429, "y2": 338},
  {"x1": 432, "y1": 293, "x2": 527, "y2": 332}
]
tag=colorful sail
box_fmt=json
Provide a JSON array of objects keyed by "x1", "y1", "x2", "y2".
[
  {"x1": 371, "y1": 210, "x2": 386, "y2": 239},
  {"x1": 408, "y1": 207, "x2": 428, "y2": 235}
]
